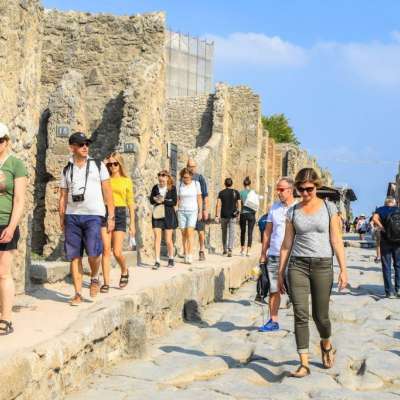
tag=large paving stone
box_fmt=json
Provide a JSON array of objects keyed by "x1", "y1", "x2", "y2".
[{"x1": 365, "y1": 351, "x2": 400, "y2": 382}]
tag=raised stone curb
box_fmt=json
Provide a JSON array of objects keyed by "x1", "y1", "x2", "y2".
[
  {"x1": 30, "y1": 251, "x2": 138, "y2": 284},
  {"x1": 343, "y1": 240, "x2": 375, "y2": 249},
  {"x1": 0, "y1": 254, "x2": 257, "y2": 400}
]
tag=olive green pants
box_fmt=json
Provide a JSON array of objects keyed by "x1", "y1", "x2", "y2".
[{"x1": 288, "y1": 257, "x2": 334, "y2": 354}]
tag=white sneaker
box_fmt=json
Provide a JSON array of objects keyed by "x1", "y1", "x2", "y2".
[
  {"x1": 184, "y1": 255, "x2": 188, "y2": 264},
  {"x1": 187, "y1": 255, "x2": 193, "y2": 264}
]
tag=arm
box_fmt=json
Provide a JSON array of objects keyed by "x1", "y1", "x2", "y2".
[
  {"x1": 127, "y1": 180, "x2": 135, "y2": 236},
  {"x1": 203, "y1": 195, "x2": 210, "y2": 220},
  {"x1": 372, "y1": 213, "x2": 384, "y2": 230},
  {"x1": 260, "y1": 222, "x2": 273, "y2": 262},
  {"x1": 101, "y1": 179, "x2": 115, "y2": 233},
  {"x1": 197, "y1": 194, "x2": 203, "y2": 220},
  {"x1": 330, "y1": 214, "x2": 348, "y2": 290},
  {"x1": 59, "y1": 188, "x2": 68, "y2": 232},
  {"x1": 215, "y1": 198, "x2": 221, "y2": 223},
  {"x1": 0, "y1": 177, "x2": 27, "y2": 243},
  {"x1": 150, "y1": 186, "x2": 158, "y2": 205},
  {"x1": 278, "y1": 221, "x2": 295, "y2": 293}
]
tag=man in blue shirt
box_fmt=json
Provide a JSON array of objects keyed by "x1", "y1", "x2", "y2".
[
  {"x1": 373, "y1": 197, "x2": 400, "y2": 298},
  {"x1": 187, "y1": 159, "x2": 209, "y2": 261}
]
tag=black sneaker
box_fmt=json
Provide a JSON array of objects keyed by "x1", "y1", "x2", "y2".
[
  {"x1": 153, "y1": 262, "x2": 160, "y2": 270},
  {"x1": 167, "y1": 259, "x2": 175, "y2": 268},
  {"x1": 227, "y1": 250, "x2": 232, "y2": 257},
  {"x1": 223, "y1": 250, "x2": 228, "y2": 256}
]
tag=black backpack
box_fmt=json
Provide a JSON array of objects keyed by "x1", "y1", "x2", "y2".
[
  {"x1": 256, "y1": 263, "x2": 270, "y2": 301},
  {"x1": 385, "y1": 210, "x2": 400, "y2": 244}
]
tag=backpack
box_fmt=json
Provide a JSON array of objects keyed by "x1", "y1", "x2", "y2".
[
  {"x1": 244, "y1": 190, "x2": 260, "y2": 212},
  {"x1": 258, "y1": 213, "x2": 269, "y2": 235},
  {"x1": 256, "y1": 263, "x2": 270, "y2": 301},
  {"x1": 385, "y1": 210, "x2": 400, "y2": 244}
]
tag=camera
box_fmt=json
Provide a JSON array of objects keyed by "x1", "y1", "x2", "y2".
[{"x1": 72, "y1": 194, "x2": 85, "y2": 202}]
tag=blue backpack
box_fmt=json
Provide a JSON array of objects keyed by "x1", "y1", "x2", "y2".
[{"x1": 258, "y1": 213, "x2": 269, "y2": 234}]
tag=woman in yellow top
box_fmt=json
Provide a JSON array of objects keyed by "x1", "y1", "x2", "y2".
[{"x1": 101, "y1": 152, "x2": 135, "y2": 292}]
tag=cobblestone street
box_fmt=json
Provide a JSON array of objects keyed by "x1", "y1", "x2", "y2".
[{"x1": 65, "y1": 245, "x2": 400, "y2": 400}]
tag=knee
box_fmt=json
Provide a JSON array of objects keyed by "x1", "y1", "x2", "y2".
[
  {"x1": 103, "y1": 246, "x2": 112, "y2": 257},
  {"x1": 113, "y1": 249, "x2": 124, "y2": 259}
]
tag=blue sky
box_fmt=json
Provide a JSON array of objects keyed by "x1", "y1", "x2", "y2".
[{"x1": 43, "y1": 0, "x2": 400, "y2": 215}]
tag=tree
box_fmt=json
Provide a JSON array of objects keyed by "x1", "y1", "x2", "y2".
[{"x1": 261, "y1": 113, "x2": 300, "y2": 145}]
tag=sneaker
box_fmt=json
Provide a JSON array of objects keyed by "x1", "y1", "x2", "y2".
[
  {"x1": 70, "y1": 293, "x2": 83, "y2": 306},
  {"x1": 385, "y1": 293, "x2": 396, "y2": 299},
  {"x1": 396, "y1": 291, "x2": 400, "y2": 298},
  {"x1": 258, "y1": 319, "x2": 280, "y2": 332},
  {"x1": 227, "y1": 250, "x2": 232, "y2": 257},
  {"x1": 187, "y1": 255, "x2": 193, "y2": 264},
  {"x1": 240, "y1": 251, "x2": 245, "y2": 257},
  {"x1": 223, "y1": 250, "x2": 228, "y2": 256},
  {"x1": 167, "y1": 259, "x2": 175, "y2": 268},
  {"x1": 374, "y1": 257, "x2": 380, "y2": 263},
  {"x1": 153, "y1": 261, "x2": 160, "y2": 270},
  {"x1": 89, "y1": 279, "x2": 100, "y2": 298},
  {"x1": 199, "y1": 251, "x2": 206, "y2": 261}
]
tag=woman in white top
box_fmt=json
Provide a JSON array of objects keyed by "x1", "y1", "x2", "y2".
[{"x1": 177, "y1": 168, "x2": 202, "y2": 264}]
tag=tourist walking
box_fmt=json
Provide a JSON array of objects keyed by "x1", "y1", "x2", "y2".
[
  {"x1": 59, "y1": 132, "x2": 115, "y2": 306},
  {"x1": 0, "y1": 123, "x2": 27, "y2": 335},
  {"x1": 150, "y1": 170, "x2": 178, "y2": 269},
  {"x1": 373, "y1": 197, "x2": 400, "y2": 298},
  {"x1": 258, "y1": 177, "x2": 296, "y2": 332},
  {"x1": 278, "y1": 168, "x2": 348, "y2": 377},
  {"x1": 187, "y1": 159, "x2": 209, "y2": 261},
  {"x1": 100, "y1": 153, "x2": 135, "y2": 292},
  {"x1": 239, "y1": 177, "x2": 257, "y2": 257},
  {"x1": 356, "y1": 214, "x2": 368, "y2": 240},
  {"x1": 215, "y1": 178, "x2": 240, "y2": 257},
  {"x1": 177, "y1": 168, "x2": 202, "y2": 264}
]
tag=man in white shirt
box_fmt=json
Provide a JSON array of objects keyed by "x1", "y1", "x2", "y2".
[
  {"x1": 59, "y1": 132, "x2": 115, "y2": 306},
  {"x1": 259, "y1": 177, "x2": 296, "y2": 332}
]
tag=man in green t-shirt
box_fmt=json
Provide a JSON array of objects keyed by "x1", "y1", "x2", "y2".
[{"x1": 0, "y1": 122, "x2": 28, "y2": 335}]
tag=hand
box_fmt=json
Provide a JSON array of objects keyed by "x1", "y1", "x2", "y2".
[
  {"x1": 277, "y1": 273, "x2": 286, "y2": 295},
  {"x1": 60, "y1": 215, "x2": 65, "y2": 232},
  {"x1": 197, "y1": 211, "x2": 202, "y2": 221},
  {"x1": 259, "y1": 255, "x2": 267, "y2": 264},
  {"x1": 215, "y1": 216, "x2": 220, "y2": 224},
  {"x1": 107, "y1": 219, "x2": 115, "y2": 233},
  {"x1": 202, "y1": 210, "x2": 209, "y2": 221},
  {"x1": 0, "y1": 225, "x2": 15, "y2": 244},
  {"x1": 338, "y1": 270, "x2": 348, "y2": 291},
  {"x1": 129, "y1": 224, "x2": 136, "y2": 237}
]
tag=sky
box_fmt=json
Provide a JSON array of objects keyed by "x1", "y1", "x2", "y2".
[{"x1": 42, "y1": 0, "x2": 400, "y2": 215}]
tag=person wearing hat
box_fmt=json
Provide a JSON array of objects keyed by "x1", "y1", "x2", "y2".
[
  {"x1": 0, "y1": 123, "x2": 28, "y2": 335},
  {"x1": 59, "y1": 132, "x2": 115, "y2": 306}
]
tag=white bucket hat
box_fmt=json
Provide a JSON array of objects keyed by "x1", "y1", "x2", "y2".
[{"x1": 0, "y1": 123, "x2": 9, "y2": 139}]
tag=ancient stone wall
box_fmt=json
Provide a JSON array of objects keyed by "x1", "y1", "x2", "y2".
[
  {"x1": 166, "y1": 94, "x2": 213, "y2": 171},
  {"x1": 0, "y1": 0, "x2": 42, "y2": 292}
]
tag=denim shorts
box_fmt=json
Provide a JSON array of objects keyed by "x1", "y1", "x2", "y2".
[
  {"x1": 178, "y1": 210, "x2": 198, "y2": 229},
  {"x1": 267, "y1": 255, "x2": 280, "y2": 294},
  {"x1": 64, "y1": 215, "x2": 103, "y2": 261},
  {"x1": 102, "y1": 207, "x2": 127, "y2": 232}
]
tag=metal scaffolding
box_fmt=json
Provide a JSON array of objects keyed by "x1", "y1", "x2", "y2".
[{"x1": 166, "y1": 31, "x2": 214, "y2": 97}]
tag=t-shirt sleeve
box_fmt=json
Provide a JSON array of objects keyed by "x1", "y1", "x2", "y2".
[
  {"x1": 99, "y1": 162, "x2": 110, "y2": 181},
  {"x1": 286, "y1": 206, "x2": 294, "y2": 223},
  {"x1": 195, "y1": 181, "x2": 201, "y2": 195},
  {"x1": 266, "y1": 206, "x2": 274, "y2": 223},
  {"x1": 59, "y1": 170, "x2": 67, "y2": 189},
  {"x1": 13, "y1": 158, "x2": 28, "y2": 178},
  {"x1": 126, "y1": 178, "x2": 134, "y2": 206},
  {"x1": 327, "y1": 201, "x2": 338, "y2": 217}
]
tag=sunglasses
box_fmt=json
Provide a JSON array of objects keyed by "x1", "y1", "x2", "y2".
[
  {"x1": 297, "y1": 186, "x2": 315, "y2": 193},
  {"x1": 107, "y1": 162, "x2": 119, "y2": 168},
  {"x1": 158, "y1": 173, "x2": 167, "y2": 177},
  {"x1": 77, "y1": 142, "x2": 90, "y2": 148},
  {"x1": 0, "y1": 137, "x2": 8, "y2": 144},
  {"x1": 276, "y1": 188, "x2": 289, "y2": 193}
]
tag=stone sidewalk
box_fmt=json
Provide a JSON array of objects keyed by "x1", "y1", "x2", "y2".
[
  {"x1": 0, "y1": 248, "x2": 258, "y2": 400},
  {"x1": 65, "y1": 245, "x2": 400, "y2": 400}
]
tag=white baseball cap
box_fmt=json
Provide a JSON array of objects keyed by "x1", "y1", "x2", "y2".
[{"x1": 0, "y1": 123, "x2": 9, "y2": 139}]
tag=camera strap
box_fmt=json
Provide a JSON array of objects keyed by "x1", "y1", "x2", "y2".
[{"x1": 70, "y1": 159, "x2": 91, "y2": 196}]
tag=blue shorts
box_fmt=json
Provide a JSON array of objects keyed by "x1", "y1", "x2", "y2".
[
  {"x1": 178, "y1": 210, "x2": 198, "y2": 229},
  {"x1": 64, "y1": 215, "x2": 103, "y2": 261}
]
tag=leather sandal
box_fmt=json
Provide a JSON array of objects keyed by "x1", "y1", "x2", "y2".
[
  {"x1": 0, "y1": 320, "x2": 14, "y2": 336},
  {"x1": 290, "y1": 364, "x2": 310, "y2": 378},
  {"x1": 320, "y1": 341, "x2": 336, "y2": 369},
  {"x1": 100, "y1": 284, "x2": 110, "y2": 293},
  {"x1": 119, "y1": 274, "x2": 129, "y2": 288}
]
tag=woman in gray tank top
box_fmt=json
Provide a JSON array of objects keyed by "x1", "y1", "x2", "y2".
[{"x1": 278, "y1": 168, "x2": 348, "y2": 378}]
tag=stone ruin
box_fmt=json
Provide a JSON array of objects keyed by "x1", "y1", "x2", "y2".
[{"x1": 0, "y1": 0, "x2": 332, "y2": 293}]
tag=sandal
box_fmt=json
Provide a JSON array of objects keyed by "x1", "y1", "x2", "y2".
[
  {"x1": 320, "y1": 341, "x2": 336, "y2": 369},
  {"x1": 119, "y1": 274, "x2": 129, "y2": 289},
  {"x1": 0, "y1": 320, "x2": 14, "y2": 336},
  {"x1": 290, "y1": 364, "x2": 310, "y2": 378},
  {"x1": 100, "y1": 285, "x2": 110, "y2": 293}
]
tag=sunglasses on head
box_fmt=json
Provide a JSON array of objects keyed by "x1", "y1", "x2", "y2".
[
  {"x1": 107, "y1": 162, "x2": 119, "y2": 167},
  {"x1": 298, "y1": 186, "x2": 315, "y2": 193}
]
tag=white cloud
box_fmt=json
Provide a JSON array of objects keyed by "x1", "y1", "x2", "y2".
[
  {"x1": 207, "y1": 31, "x2": 400, "y2": 86},
  {"x1": 206, "y1": 32, "x2": 308, "y2": 68}
]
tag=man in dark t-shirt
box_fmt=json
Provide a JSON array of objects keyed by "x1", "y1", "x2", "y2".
[
  {"x1": 373, "y1": 197, "x2": 400, "y2": 298},
  {"x1": 215, "y1": 178, "x2": 240, "y2": 257}
]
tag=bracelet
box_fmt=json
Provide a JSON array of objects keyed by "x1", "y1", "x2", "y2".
[{"x1": 107, "y1": 216, "x2": 115, "y2": 220}]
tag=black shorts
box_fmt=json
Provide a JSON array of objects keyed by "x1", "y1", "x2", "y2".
[
  {"x1": 152, "y1": 218, "x2": 177, "y2": 230},
  {"x1": 196, "y1": 220, "x2": 206, "y2": 231},
  {"x1": 0, "y1": 225, "x2": 20, "y2": 251},
  {"x1": 102, "y1": 207, "x2": 127, "y2": 232}
]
